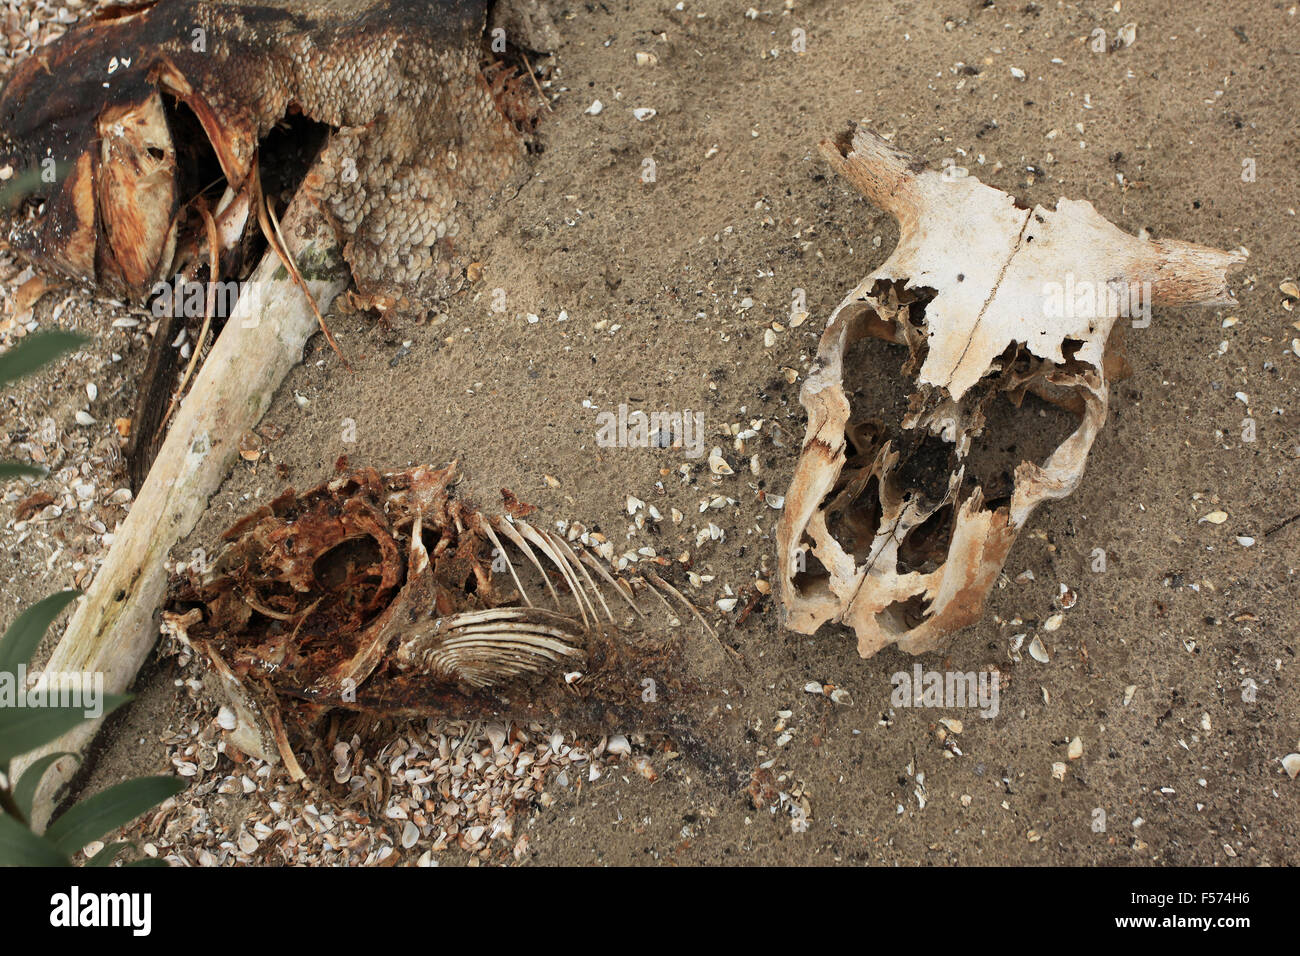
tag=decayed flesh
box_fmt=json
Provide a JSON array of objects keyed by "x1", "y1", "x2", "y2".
[
  {"x1": 0, "y1": 0, "x2": 537, "y2": 305},
  {"x1": 163, "y1": 464, "x2": 738, "y2": 771},
  {"x1": 777, "y1": 124, "x2": 1246, "y2": 660}
]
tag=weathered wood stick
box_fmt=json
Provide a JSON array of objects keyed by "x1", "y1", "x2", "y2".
[{"x1": 14, "y1": 190, "x2": 348, "y2": 830}]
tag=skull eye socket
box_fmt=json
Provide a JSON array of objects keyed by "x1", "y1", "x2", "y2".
[
  {"x1": 895, "y1": 504, "x2": 955, "y2": 576},
  {"x1": 875, "y1": 595, "x2": 932, "y2": 636}
]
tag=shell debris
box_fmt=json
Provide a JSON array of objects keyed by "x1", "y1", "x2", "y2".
[{"x1": 110, "y1": 685, "x2": 653, "y2": 864}]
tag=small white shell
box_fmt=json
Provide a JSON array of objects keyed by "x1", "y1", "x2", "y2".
[
  {"x1": 1282, "y1": 753, "x2": 1300, "y2": 780},
  {"x1": 401, "y1": 820, "x2": 420, "y2": 849},
  {"x1": 1028, "y1": 635, "x2": 1050, "y2": 663},
  {"x1": 707, "y1": 447, "x2": 734, "y2": 476}
]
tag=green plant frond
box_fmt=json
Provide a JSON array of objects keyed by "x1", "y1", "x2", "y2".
[
  {"x1": 0, "y1": 695, "x2": 129, "y2": 772},
  {"x1": 0, "y1": 813, "x2": 68, "y2": 867},
  {"x1": 0, "y1": 462, "x2": 48, "y2": 480},
  {"x1": 13, "y1": 751, "x2": 75, "y2": 821},
  {"x1": 0, "y1": 330, "x2": 87, "y2": 389},
  {"x1": 0, "y1": 589, "x2": 80, "y2": 673},
  {"x1": 43, "y1": 776, "x2": 185, "y2": 858}
]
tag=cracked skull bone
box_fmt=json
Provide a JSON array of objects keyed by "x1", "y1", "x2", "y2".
[{"x1": 776, "y1": 126, "x2": 1245, "y2": 660}]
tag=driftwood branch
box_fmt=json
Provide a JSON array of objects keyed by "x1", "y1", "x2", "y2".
[{"x1": 14, "y1": 190, "x2": 348, "y2": 830}]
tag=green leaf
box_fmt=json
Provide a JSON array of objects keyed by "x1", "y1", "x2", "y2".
[
  {"x1": 0, "y1": 461, "x2": 47, "y2": 480},
  {"x1": 0, "y1": 330, "x2": 86, "y2": 389},
  {"x1": 44, "y1": 776, "x2": 185, "y2": 857},
  {"x1": 13, "y1": 750, "x2": 75, "y2": 820},
  {"x1": 0, "y1": 695, "x2": 129, "y2": 771},
  {"x1": 83, "y1": 841, "x2": 130, "y2": 867},
  {"x1": 0, "y1": 589, "x2": 80, "y2": 673},
  {"x1": 124, "y1": 857, "x2": 169, "y2": 868},
  {"x1": 0, "y1": 812, "x2": 68, "y2": 866},
  {"x1": 0, "y1": 707, "x2": 89, "y2": 772}
]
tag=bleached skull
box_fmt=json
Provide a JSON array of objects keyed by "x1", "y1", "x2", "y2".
[{"x1": 776, "y1": 125, "x2": 1245, "y2": 659}]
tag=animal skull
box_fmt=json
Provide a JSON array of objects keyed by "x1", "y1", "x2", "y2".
[
  {"x1": 776, "y1": 125, "x2": 1246, "y2": 659},
  {"x1": 162, "y1": 463, "x2": 733, "y2": 765}
]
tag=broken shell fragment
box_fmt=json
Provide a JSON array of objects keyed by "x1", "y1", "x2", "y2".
[
  {"x1": 708, "y1": 447, "x2": 735, "y2": 476},
  {"x1": 776, "y1": 125, "x2": 1245, "y2": 659}
]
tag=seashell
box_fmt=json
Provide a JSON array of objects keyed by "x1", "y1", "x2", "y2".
[
  {"x1": 401, "y1": 820, "x2": 420, "y2": 848},
  {"x1": 707, "y1": 447, "x2": 734, "y2": 476},
  {"x1": 1282, "y1": 753, "x2": 1300, "y2": 780},
  {"x1": 1028, "y1": 636, "x2": 1050, "y2": 663}
]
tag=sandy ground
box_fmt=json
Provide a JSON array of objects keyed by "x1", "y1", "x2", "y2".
[{"x1": 2, "y1": 0, "x2": 1298, "y2": 865}]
